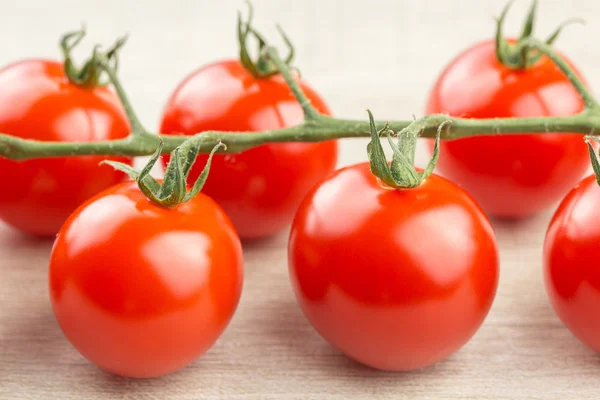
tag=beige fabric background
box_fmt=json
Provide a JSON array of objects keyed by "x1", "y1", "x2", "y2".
[{"x1": 1, "y1": 1, "x2": 600, "y2": 399}]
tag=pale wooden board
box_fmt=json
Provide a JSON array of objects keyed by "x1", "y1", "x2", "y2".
[{"x1": 2, "y1": 0, "x2": 600, "y2": 399}]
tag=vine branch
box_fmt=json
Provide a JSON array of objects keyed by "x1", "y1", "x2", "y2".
[
  {"x1": 0, "y1": 18, "x2": 599, "y2": 162},
  {"x1": 517, "y1": 38, "x2": 598, "y2": 110},
  {"x1": 0, "y1": 113, "x2": 595, "y2": 160},
  {"x1": 264, "y1": 47, "x2": 320, "y2": 120},
  {"x1": 96, "y1": 54, "x2": 149, "y2": 135}
]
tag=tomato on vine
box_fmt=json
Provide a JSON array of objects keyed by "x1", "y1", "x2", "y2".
[
  {"x1": 49, "y1": 142, "x2": 244, "y2": 378},
  {"x1": 0, "y1": 31, "x2": 132, "y2": 236},
  {"x1": 425, "y1": 4, "x2": 589, "y2": 218},
  {"x1": 543, "y1": 141, "x2": 600, "y2": 352},
  {"x1": 159, "y1": 12, "x2": 337, "y2": 239},
  {"x1": 288, "y1": 112, "x2": 499, "y2": 371}
]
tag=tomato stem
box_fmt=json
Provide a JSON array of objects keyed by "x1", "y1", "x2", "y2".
[
  {"x1": 265, "y1": 47, "x2": 320, "y2": 121},
  {"x1": 516, "y1": 38, "x2": 599, "y2": 110},
  {"x1": 96, "y1": 56, "x2": 150, "y2": 136},
  {"x1": 0, "y1": 113, "x2": 599, "y2": 161}
]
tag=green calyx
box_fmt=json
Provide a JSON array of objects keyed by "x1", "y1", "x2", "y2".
[
  {"x1": 238, "y1": 1, "x2": 295, "y2": 78},
  {"x1": 585, "y1": 136, "x2": 600, "y2": 185},
  {"x1": 102, "y1": 137, "x2": 225, "y2": 208},
  {"x1": 366, "y1": 110, "x2": 449, "y2": 189},
  {"x1": 495, "y1": 0, "x2": 584, "y2": 69},
  {"x1": 60, "y1": 26, "x2": 127, "y2": 88}
]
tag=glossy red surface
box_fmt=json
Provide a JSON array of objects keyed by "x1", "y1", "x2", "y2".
[
  {"x1": 0, "y1": 59, "x2": 132, "y2": 235},
  {"x1": 544, "y1": 174, "x2": 600, "y2": 352},
  {"x1": 160, "y1": 59, "x2": 338, "y2": 239},
  {"x1": 426, "y1": 39, "x2": 589, "y2": 218},
  {"x1": 49, "y1": 181, "x2": 244, "y2": 378},
  {"x1": 288, "y1": 163, "x2": 499, "y2": 371}
]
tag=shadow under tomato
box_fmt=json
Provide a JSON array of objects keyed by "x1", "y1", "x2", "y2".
[
  {"x1": 487, "y1": 208, "x2": 553, "y2": 229},
  {"x1": 240, "y1": 227, "x2": 290, "y2": 251},
  {"x1": 4, "y1": 295, "x2": 205, "y2": 394},
  {"x1": 496, "y1": 255, "x2": 600, "y2": 370},
  {"x1": 253, "y1": 294, "x2": 456, "y2": 383},
  {"x1": 0, "y1": 222, "x2": 55, "y2": 248},
  {"x1": 95, "y1": 363, "x2": 199, "y2": 392}
]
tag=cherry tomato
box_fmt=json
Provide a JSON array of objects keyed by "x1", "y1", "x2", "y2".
[
  {"x1": 49, "y1": 181, "x2": 243, "y2": 378},
  {"x1": 288, "y1": 163, "x2": 499, "y2": 371},
  {"x1": 544, "y1": 174, "x2": 600, "y2": 352},
  {"x1": 0, "y1": 59, "x2": 132, "y2": 235},
  {"x1": 426, "y1": 39, "x2": 589, "y2": 218},
  {"x1": 160, "y1": 59, "x2": 338, "y2": 239}
]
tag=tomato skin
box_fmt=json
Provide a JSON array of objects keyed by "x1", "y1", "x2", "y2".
[
  {"x1": 49, "y1": 181, "x2": 244, "y2": 378},
  {"x1": 160, "y1": 59, "x2": 338, "y2": 239},
  {"x1": 0, "y1": 59, "x2": 132, "y2": 235},
  {"x1": 288, "y1": 163, "x2": 499, "y2": 371},
  {"x1": 426, "y1": 39, "x2": 589, "y2": 218},
  {"x1": 544, "y1": 174, "x2": 600, "y2": 352}
]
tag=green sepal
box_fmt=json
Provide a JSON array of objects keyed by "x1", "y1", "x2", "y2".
[
  {"x1": 366, "y1": 110, "x2": 449, "y2": 189},
  {"x1": 238, "y1": 1, "x2": 273, "y2": 77},
  {"x1": 387, "y1": 135, "x2": 420, "y2": 188},
  {"x1": 237, "y1": 1, "x2": 296, "y2": 79},
  {"x1": 100, "y1": 140, "x2": 161, "y2": 195},
  {"x1": 421, "y1": 121, "x2": 447, "y2": 182},
  {"x1": 545, "y1": 18, "x2": 585, "y2": 45},
  {"x1": 178, "y1": 141, "x2": 202, "y2": 178},
  {"x1": 495, "y1": 1, "x2": 514, "y2": 67},
  {"x1": 101, "y1": 160, "x2": 141, "y2": 180},
  {"x1": 366, "y1": 110, "x2": 396, "y2": 188},
  {"x1": 61, "y1": 26, "x2": 87, "y2": 84},
  {"x1": 518, "y1": 0, "x2": 537, "y2": 41},
  {"x1": 276, "y1": 24, "x2": 295, "y2": 65},
  {"x1": 136, "y1": 138, "x2": 163, "y2": 190},
  {"x1": 585, "y1": 136, "x2": 600, "y2": 186},
  {"x1": 102, "y1": 137, "x2": 225, "y2": 208},
  {"x1": 158, "y1": 148, "x2": 187, "y2": 206},
  {"x1": 59, "y1": 26, "x2": 127, "y2": 88},
  {"x1": 183, "y1": 142, "x2": 226, "y2": 202},
  {"x1": 494, "y1": 0, "x2": 583, "y2": 69},
  {"x1": 238, "y1": 4, "x2": 261, "y2": 78},
  {"x1": 101, "y1": 138, "x2": 163, "y2": 204},
  {"x1": 94, "y1": 35, "x2": 129, "y2": 87},
  {"x1": 134, "y1": 138, "x2": 163, "y2": 202}
]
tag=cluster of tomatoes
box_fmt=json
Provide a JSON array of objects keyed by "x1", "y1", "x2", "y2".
[{"x1": 1, "y1": 14, "x2": 600, "y2": 379}]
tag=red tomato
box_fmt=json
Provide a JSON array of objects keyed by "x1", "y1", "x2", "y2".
[
  {"x1": 426, "y1": 39, "x2": 589, "y2": 218},
  {"x1": 288, "y1": 163, "x2": 499, "y2": 371},
  {"x1": 544, "y1": 174, "x2": 600, "y2": 352},
  {"x1": 49, "y1": 181, "x2": 243, "y2": 378},
  {"x1": 160, "y1": 59, "x2": 338, "y2": 239},
  {"x1": 0, "y1": 59, "x2": 132, "y2": 235}
]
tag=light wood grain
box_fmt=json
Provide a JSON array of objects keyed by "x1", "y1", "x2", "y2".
[{"x1": 2, "y1": 0, "x2": 600, "y2": 399}]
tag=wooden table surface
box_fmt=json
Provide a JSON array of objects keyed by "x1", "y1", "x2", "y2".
[{"x1": 2, "y1": 1, "x2": 600, "y2": 399}]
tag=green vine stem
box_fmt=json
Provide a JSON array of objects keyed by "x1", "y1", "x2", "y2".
[
  {"x1": 517, "y1": 38, "x2": 598, "y2": 110},
  {"x1": 95, "y1": 54, "x2": 150, "y2": 135},
  {"x1": 0, "y1": 23, "x2": 598, "y2": 162},
  {"x1": 1, "y1": 112, "x2": 595, "y2": 160},
  {"x1": 264, "y1": 47, "x2": 319, "y2": 120}
]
